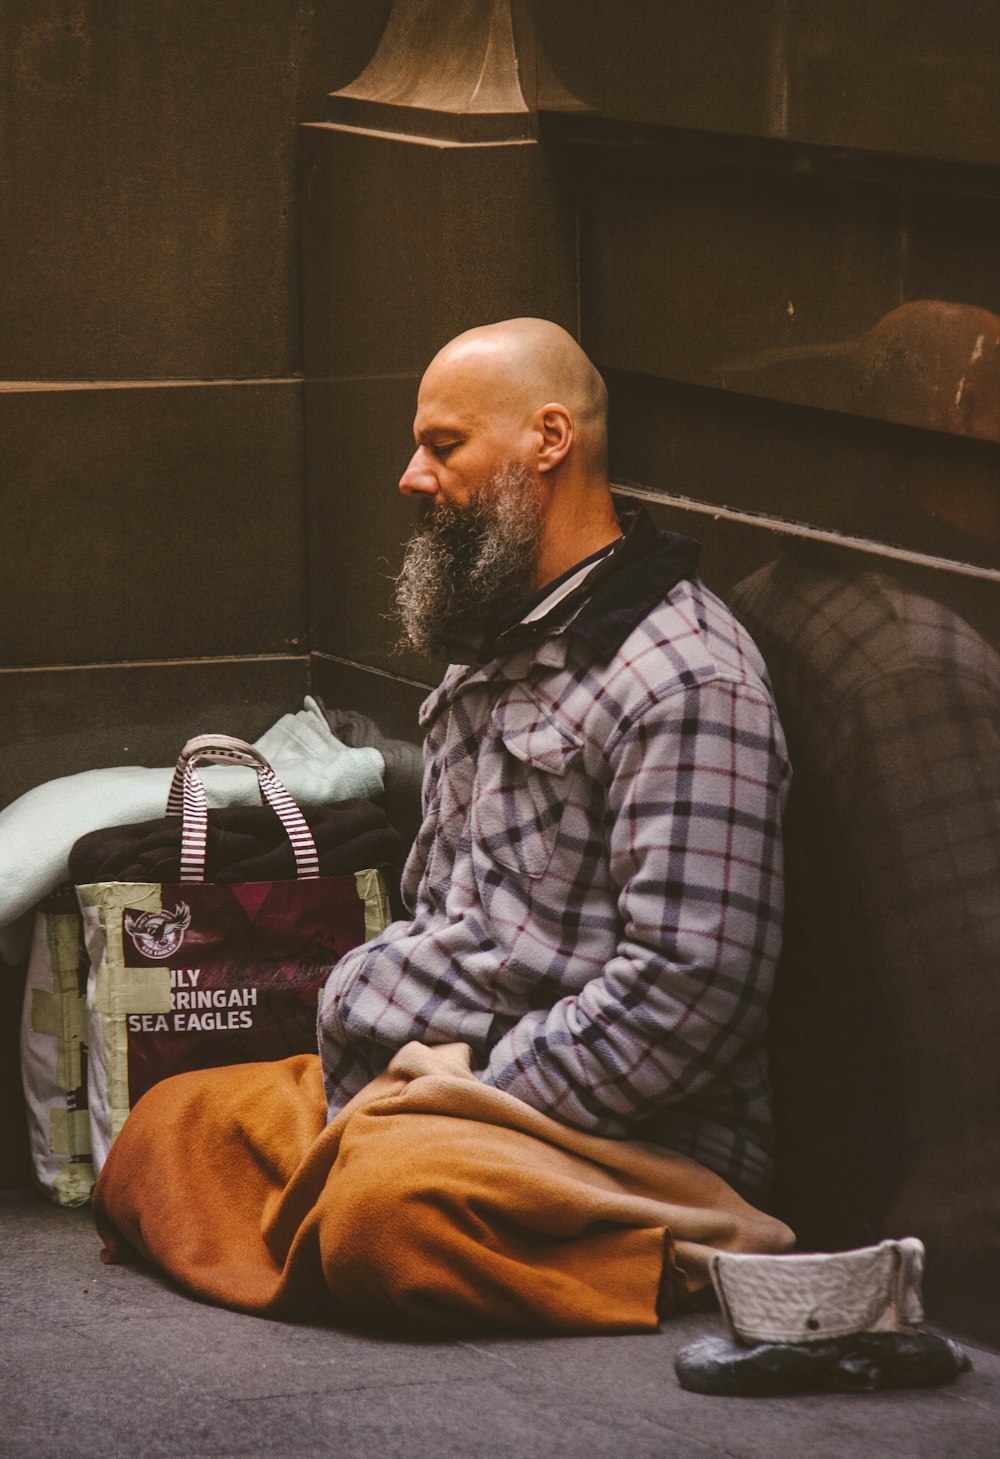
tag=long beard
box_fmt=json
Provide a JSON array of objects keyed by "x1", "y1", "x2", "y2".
[{"x1": 393, "y1": 462, "x2": 543, "y2": 657}]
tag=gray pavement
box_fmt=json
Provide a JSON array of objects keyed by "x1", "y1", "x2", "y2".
[{"x1": 2, "y1": 1188, "x2": 997, "y2": 1459}]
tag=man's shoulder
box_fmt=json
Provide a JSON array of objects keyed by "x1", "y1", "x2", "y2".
[
  {"x1": 602, "y1": 576, "x2": 773, "y2": 701},
  {"x1": 537, "y1": 577, "x2": 777, "y2": 749}
]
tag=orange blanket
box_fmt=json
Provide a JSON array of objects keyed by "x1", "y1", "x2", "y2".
[{"x1": 94, "y1": 1043, "x2": 794, "y2": 1335}]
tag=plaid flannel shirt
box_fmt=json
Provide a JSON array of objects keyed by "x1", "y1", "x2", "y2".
[{"x1": 319, "y1": 514, "x2": 790, "y2": 1196}]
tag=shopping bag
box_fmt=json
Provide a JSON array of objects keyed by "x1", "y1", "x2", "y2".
[
  {"x1": 20, "y1": 885, "x2": 95, "y2": 1206},
  {"x1": 76, "y1": 734, "x2": 390, "y2": 1173}
]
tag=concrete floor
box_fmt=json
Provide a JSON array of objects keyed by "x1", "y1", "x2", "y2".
[{"x1": 2, "y1": 1188, "x2": 997, "y2": 1459}]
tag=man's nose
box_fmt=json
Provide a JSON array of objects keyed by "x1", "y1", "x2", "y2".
[{"x1": 399, "y1": 448, "x2": 438, "y2": 497}]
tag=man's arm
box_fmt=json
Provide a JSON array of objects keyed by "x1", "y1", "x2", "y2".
[{"x1": 475, "y1": 676, "x2": 790, "y2": 1135}]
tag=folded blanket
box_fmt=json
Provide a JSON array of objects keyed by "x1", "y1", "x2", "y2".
[
  {"x1": 94, "y1": 1042, "x2": 795, "y2": 1335},
  {"x1": 0, "y1": 699, "x2": 384, "y2": 946},
  {"x1": 68, "y1": 800, "x2": 403, "y2": 885}
]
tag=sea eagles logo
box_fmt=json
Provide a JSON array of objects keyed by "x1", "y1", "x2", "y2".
[{"x1": 124, "y1": 903, "x2": 192, "y2": 960}]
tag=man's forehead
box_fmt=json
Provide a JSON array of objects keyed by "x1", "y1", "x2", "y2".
[
  {"x1": 412, "y1": 393, "x2": 477, "y2": 440},
  {"x1": 414, "y1": 369, "x2": 492, "y2": 438},
  {"x1": 415, "y1": 344, "x2": 525, "y2": 433}
]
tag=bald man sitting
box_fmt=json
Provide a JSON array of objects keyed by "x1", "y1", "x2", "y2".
[{"x1": 94, "y1": 320, "x2": 794, "y2": 1334}]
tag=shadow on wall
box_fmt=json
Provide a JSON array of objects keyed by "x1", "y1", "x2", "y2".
[{"x1": 730, "y1": 300, "x2": 1000, "y2": 1346}]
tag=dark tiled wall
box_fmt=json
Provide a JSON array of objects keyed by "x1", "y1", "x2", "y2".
[
  {"x1": 574, "y1": 132, "x2": 1000, "y2": 451},
  {"x1": 0, "y1": 1, "x2": 395, "y2": 808},
  {"x1": 537, "y1": 1, "x2": 1000, "y2": 167},
  {"x1": 0, "y1": 0, "x2": 392, "y2": 380},
  {"x1": 1, "y1": 383, "x2": 307, "y2": 669}
]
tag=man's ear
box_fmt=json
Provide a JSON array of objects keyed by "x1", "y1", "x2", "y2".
[{"x1": 535, "y1": 403, "x2": 573, "y2": 473}]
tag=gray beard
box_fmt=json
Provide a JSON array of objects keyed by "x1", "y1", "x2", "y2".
[{"x1": 393, "y1": 462, "x2": 543, "y2": 657}]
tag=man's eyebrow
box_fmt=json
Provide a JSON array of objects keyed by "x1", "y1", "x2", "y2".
[{"x1": 416, "y1": 424, "x2": 465, "y2": 444}]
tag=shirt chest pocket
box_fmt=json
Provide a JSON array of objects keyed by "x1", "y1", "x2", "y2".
[{"x1": 472, "y1": 693, "x2": 582, "y2": 879}]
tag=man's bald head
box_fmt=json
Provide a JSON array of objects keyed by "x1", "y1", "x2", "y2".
[{"x1": 421, "y1": 317, "x2": 608, "y2": 473}]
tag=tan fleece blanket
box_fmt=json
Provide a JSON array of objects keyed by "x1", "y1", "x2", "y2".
[{"x1": 93, "y1": 1044, "x2": 794, "y2": 1335}]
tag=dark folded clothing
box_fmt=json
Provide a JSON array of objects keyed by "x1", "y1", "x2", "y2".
[{"x1": 69, "y1": 800, "x2": 404, "y2": 886}]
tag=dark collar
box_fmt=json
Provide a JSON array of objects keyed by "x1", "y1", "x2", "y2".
[
  {"x1": 477, "y1": 509, "x2": 701, "y2": 665},
  {"x1": 490, "y1": 536, "x2": 622, "y2": 634}
]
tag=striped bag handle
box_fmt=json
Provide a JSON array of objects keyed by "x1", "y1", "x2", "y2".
[{"x1": 166, "y1": 734, "x2": 320, "y2": 883}]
